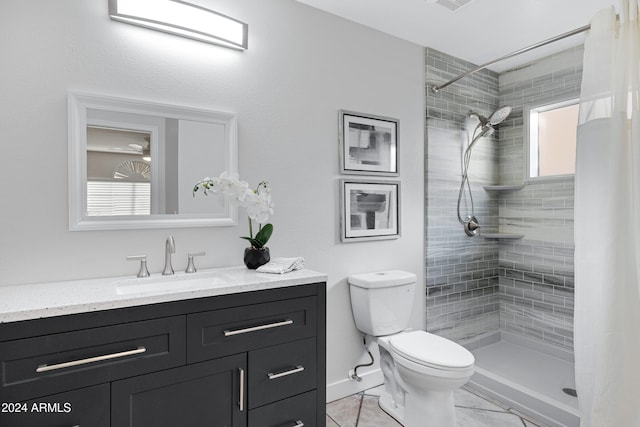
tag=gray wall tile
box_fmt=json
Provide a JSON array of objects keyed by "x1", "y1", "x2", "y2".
[
  {"x1": 425, "y1": 48, "x2": 500, "y2": 344},
  {"x1": 425, "y1": 46, "x2": 579, "y2": 353}
]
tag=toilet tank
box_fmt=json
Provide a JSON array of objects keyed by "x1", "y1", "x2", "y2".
[{"x1": 348, "y1": 270, "x2": 417, "y2": 336}]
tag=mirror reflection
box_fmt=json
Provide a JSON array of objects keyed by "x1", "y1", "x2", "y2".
[
  {"x1": 87, "y1": 127, "x2": 152, "y2": 216},
  {"x1": 69, "y1": 92, "x2": 238, "y2": 230}
]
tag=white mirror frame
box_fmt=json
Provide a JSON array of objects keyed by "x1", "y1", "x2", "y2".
[{"x1": 68, "y1": 91, "x2": 238, "y2": 230}]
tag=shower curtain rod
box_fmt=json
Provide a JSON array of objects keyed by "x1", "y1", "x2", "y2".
[{"x1": 430, "y1": 23, "x2": 591, "y2": 93}]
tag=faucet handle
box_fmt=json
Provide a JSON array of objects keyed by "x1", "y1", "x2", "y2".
[
  {"x1": 126, "y1": 255, "x2": 150, "y2": 278},
  {"x1": 185, "y1": 251, "x2": 206, "y2": 274}
]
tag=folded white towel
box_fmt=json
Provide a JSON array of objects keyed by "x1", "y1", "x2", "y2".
[{"x1": 256, "y1": 257, "x2": 305, "y2": 274}]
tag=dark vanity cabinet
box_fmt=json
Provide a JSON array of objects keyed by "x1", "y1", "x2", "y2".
[{"x1": 0, "y1": 282, "x2": 326, "y2": 427}]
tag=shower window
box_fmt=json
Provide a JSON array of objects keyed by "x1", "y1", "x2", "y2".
[{"x1": 526, "y1": 98, "x2": 579, "y2": 180}]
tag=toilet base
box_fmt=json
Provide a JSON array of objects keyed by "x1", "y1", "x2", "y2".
[
  {"x1": 379, "y1": 386, "x2": 458, "y2": 427},
  {"x1": 378, "y1": 391, "x2": 404, "y2": 424},
  {"x1": 404, "y1": 389, "x2": 456, "y2": 427}
]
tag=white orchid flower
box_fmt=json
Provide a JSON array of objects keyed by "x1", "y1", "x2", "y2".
[{"x1": 194, "y1": 172, "x2": 274, "y2": 249}]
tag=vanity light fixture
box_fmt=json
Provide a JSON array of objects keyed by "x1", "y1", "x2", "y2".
[{"x1": 108, "y1": 0, "x2": 248, "y2": 50}]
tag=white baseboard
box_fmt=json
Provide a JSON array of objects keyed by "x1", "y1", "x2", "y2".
[{"x1": 326, "y1": 369, "x2": 384, "y2": 403}]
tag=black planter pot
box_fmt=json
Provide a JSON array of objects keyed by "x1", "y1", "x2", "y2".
[{"x1": 244, "y1": 247, "x2": 270, "y2": 269}]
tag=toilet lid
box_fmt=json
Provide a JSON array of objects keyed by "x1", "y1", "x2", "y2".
[{"x1": 389, "y1": 331, "x2": 474, "y2": 369}]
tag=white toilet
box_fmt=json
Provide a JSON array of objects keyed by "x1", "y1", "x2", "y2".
[{"x1": 348, "y1": 270, "x2": 474, "y2": 427}]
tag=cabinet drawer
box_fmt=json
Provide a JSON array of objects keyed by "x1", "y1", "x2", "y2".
[
  {"x1": 248, "y1": 390, "x2": 317, "y2": 427},
  {"x1": 0, "y1": 316, "x2": 185, "y2": 401},
  {"x1": 0, "y1": 383, "x2": 110, "y2": 427},
  {"x1": 187, "y1": 296, "x2": 317, "y2": 363},
  {"x1": 248, "y1": 337, "x2": 316, "y2": 409}
]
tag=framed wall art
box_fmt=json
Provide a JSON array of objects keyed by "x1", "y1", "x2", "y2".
[
  {"x1": 340, "y1": 179, "x2": 400, "y2": 242},
  {"x1": 339, "y1": 110, "x2": 399, "y2": 176}
]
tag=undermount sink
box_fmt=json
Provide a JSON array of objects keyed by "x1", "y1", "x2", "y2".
[{"x1": 115, "y1": 270, "x2": 237, "y2": 295}]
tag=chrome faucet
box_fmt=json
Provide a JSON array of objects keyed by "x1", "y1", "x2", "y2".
[{"x1": 162, "y1": 236, "x2": 175, "y2": 275}]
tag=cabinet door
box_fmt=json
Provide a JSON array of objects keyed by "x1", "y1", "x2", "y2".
[
  {"x1": 111, "y1": 355, "x2": 247, "y2": 427},
  {"x1": 0, "y1": 383, "x2": 109, "y2": 427}
]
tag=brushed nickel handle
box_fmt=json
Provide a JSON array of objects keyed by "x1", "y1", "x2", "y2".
[
  {"x1": 36, "y1": 346, "x2": 146, "y2": 373},
  {"x1": 268, "y1": 365, "x2": 305, "y2": 380},
  {"x1": 291, "y1": 421, "x2": 304, "y2": 427},
  {"x1": 238, "y1": 368, "x2": 245, "y2": 412},
  {"x1": 185, "y1": 251, "x2": 206, "y2": 273},
  {"x1": 126, "y1": 255, "x2": 150, "y2": 278},
  {"x1": 224, "y1": 319, "x2": 293, "y2": 336}
]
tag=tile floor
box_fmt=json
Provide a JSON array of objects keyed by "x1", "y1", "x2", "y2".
[{"x1": 326, "y1": 385, "x2": 548, "y2": 427}]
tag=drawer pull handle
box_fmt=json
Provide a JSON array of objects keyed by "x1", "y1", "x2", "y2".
[
  {"x1": 238, "y1": 368, "x2": 245, "y2": 412},
  {"x1": 291, "y1": 421, "x2": 304, "y2": 427},
  {"x1": 36, "y1": 346, "x2": 147, "y2": 373},
  {"x1": 224, "y1": 319, "x2": 293, "y2": 336},
  {"x1": 268, "y1": 365, "x2": 305, "y2": 380}
]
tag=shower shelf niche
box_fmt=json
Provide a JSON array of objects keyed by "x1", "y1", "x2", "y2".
[
  {"x1": 480, "y1": 184, "x2": 525, "y2": 240},
  {"x1": 481, "y1": 233, "x2": 525, "y2": 240},
  {"x1": 481, "y1": 184, "x2": 526, "y2": 239},
  {"x1": 483, "y1": 184, "x2": 526, "y2": 192}
]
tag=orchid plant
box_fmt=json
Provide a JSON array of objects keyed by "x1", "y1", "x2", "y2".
[{"x1": 193, "y1": 172, "x2": 274, "y2": 249}]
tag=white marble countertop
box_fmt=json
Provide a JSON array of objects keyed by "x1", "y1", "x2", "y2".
[{"x1": 0, "y1": 266, "x2": 327, "y2": 324}]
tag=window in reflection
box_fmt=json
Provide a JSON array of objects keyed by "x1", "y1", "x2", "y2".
[{"x1": 87, "y1": 127, "x2": 152, "y2": 216}]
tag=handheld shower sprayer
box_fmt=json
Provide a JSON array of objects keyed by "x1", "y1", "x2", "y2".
[
  {"x1": 457, "y1": 106, "x2": 511, "y2": 236},
  {"x1": 468, "y1": 106, "x2": 512, "y2": 127}
]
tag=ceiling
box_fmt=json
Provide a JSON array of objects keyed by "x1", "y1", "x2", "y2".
[{"x1": 295, "y1": 0, "x2": 616, "y2": 72}]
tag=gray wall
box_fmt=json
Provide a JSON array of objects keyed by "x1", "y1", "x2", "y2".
[{"x1": 425, "y1": 46, "x2": 580, "y2": 353}]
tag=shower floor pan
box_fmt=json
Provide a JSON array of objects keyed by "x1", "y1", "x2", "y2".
[{"x1": 466, "y1": 332, "x2": 580, "y2": 427}]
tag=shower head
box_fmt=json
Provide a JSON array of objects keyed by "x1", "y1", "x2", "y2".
[
  {"x1": 468, "y1": 106, "x2": 512, "y2": 128},
  {"x1": 479, "y1": 126, "x2": 494, "y2": 138},
  {"x1": 488, "y1": 106, "x2": 512, "y2": 125}
]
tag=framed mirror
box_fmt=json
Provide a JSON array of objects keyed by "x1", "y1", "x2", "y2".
[{"x1": 68, "y1": 91, "x2": 238, "y2": 230}]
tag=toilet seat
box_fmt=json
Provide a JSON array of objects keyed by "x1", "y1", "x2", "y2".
[{"x1": 388, "y1": 331, "x2": 474, "y2": 371}]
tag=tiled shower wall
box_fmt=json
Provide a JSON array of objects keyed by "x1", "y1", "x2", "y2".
[
  {"x1": 425, "y1": 47, "x2": 501, "y2": 344},
  {"x1": 425, "y1": 46, "x2": 580, "y2": 352},
  {"x1": 496, "y1": 47, "x2": 582, "y2": 351}
]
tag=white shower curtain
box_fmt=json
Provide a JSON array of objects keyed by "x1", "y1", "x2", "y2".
[{"x1": 575, "y1": 1, "x2": 640, "y2": 426}]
